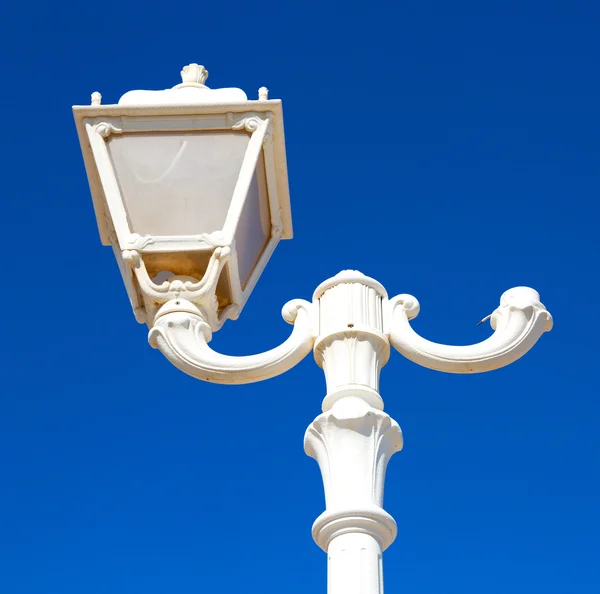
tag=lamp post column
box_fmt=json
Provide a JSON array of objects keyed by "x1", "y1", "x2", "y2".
[{"x1": 304, "y1": 272, "x2": 403, "y2": 594}]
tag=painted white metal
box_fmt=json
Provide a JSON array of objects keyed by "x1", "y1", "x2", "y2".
[
  {"x1": 119, "y1": 63, "x2": 249, "y2": 105},
  {"x1": 148, "y1": 297, "x2": 314, "y2": 384},
  {"x1": 313, "y1": 271, "x2": 389, "y2": 412},
  {"x1": 307, "y1": 271, "x2": 401, "y2": 594},
  {"x1": 144, "y1": 269, "x2": 552, "y2": 594},
  {"x1": 388, "y1": 286, "x2": 553, "y2": 373},
  {"x1": 305, "y1": 394, "x2": 401, "y2": 594}
]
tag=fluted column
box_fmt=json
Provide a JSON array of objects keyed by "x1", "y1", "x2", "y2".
[{"x1": 305, "y1": 271, "x2": 402, "y2": 594}]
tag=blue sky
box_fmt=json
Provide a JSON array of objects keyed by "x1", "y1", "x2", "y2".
[{"x1": 1, "y1": 1, "x2": 599, "y2": 592}]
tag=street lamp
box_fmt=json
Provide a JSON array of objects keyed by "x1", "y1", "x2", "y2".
[{"x1": 74, "y1": 64, "x2": 553, "y2": 594}]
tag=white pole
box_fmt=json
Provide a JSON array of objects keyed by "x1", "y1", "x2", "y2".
[
  {"x1": 305, "y1": 272, "x2": 403, "y2": 594},
  {"x1": 327, "y1": 533, "x2": 383, "y2": 594},
  {"x1": 147, "y1": 268, "x2": 551, "y2": 593}
]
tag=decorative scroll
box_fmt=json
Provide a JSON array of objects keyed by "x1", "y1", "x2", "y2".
[
  {"x1": 388, "y1": 287, "x2": 553, "y2": 373},
  {"x1": 148, "y1": 299, "x2": 315, "y2": 384}
]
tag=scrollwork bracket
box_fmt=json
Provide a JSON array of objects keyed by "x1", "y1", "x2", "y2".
[
  {"x1": 388, "y1": 286, "x2": 553, "y2": 373},
  {"x1": 93, "y1": 122, "x2": 123, "y2": 138},
  {"x1": 148, "y1": 298, "x2": 315, "y2": 384}
]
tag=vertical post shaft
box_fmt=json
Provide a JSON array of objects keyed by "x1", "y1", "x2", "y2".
[
  {"x1": 328, "y1": 534, "x2": 383, "y2": 594},
  {"x1": 305, "y1": 271, "x2": 402, "y2": 594}
]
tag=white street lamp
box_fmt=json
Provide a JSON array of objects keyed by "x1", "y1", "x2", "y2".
[{"x1": 74, "y1": 64, "x2": 553, "y2": 594}]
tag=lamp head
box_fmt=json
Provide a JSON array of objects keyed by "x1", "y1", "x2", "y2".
[{"x1": 73, "y1": 63, "x2": 292, "y2": 330}]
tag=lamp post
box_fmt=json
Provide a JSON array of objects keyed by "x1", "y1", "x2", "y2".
[{"x1": 74, "y1": 64, "x2": 553, "y2": 594}]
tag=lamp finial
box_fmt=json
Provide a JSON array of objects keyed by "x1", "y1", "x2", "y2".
[{"x1": 179, "y1": 63, "x2": 209, "y2": 87}]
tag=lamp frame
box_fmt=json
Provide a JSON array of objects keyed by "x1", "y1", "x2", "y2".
[{"x1": 73, "y1": 100, "x2": 293, "y2": 327}]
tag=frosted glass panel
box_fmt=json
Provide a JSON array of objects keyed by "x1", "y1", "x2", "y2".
[
  {"x1": 234, "y1": 157, "x2": 271, "y2": 286},
  {"x1": 142, "y1": 250, "x2": 212, "y2": 281},
  {"x1": 107, "y1": 132, "x2": 249, "y2": 236},
  {"x1": 142, "y1": 251, "x2": 233, "y2": 311}
]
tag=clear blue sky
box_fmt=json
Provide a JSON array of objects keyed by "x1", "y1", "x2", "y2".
[{"x1": 1, "y1": 1, "x2": 598, "y2": 593}]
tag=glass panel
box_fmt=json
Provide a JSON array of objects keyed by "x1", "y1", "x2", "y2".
[
  {"x1": 107, "y1": 131, "x2": 249, "y2": 236},
  {"x1": 234, "y1": 155, "x2": 271, "y2": 287},
  {"x1": 142, "y1": 250, "x2": 212, "y2": 281},
  {"x1": 142, "y1": 250, "x2": 233, "y2": 311}
]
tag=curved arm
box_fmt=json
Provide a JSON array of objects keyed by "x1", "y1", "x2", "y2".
[
  {"x1": 148, "y1": 298, "x2": 315, "y2": 384},
  {"x1": 388, "y1": 287, "x2": 553, "y2": 374}
]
